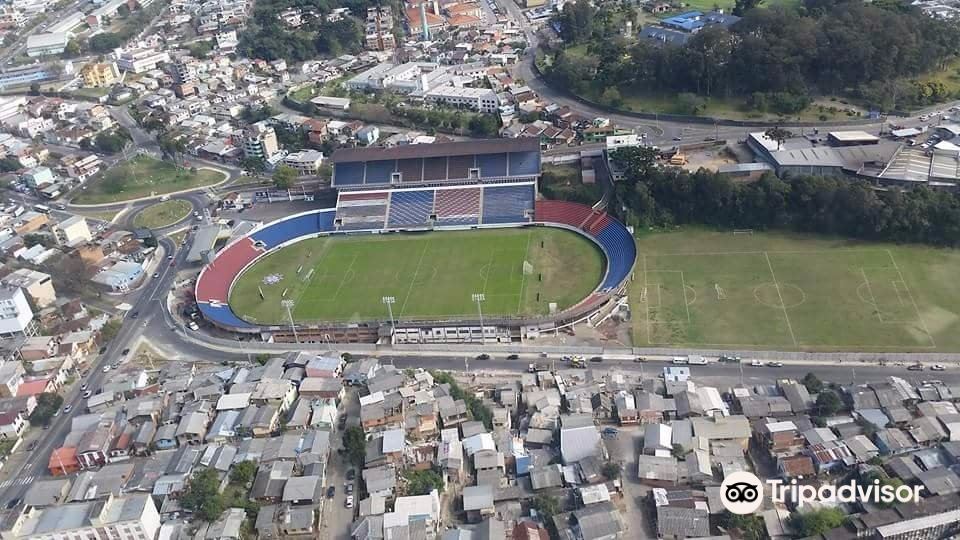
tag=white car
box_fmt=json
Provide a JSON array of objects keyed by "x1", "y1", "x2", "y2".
[
  {"x1": 345, "y1": 495, "x2": 354, "y2": 508},
  {"x1": 931, "y1": 364, "x2": 946, "y2": 371},
  {"x1": 82, "y1": 390, "x2": 92, "y2": 398},
  {"x1": 750, "y1": 359, "x2": 763, "y2": 367},
  {"x1": 102, "y1": 365, "x2": 110, "y2": 373}
]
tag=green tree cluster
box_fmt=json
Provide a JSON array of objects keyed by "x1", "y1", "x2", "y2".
[
  {"x1": 29, "y1": 392, "x2": 63, "y2": 425},
  {"x1": 403, "y1": 469, "x2": 444, "y2": 495},
  {"x1": 343, "y1": 426, "x2": 366, "y2": 468},
  {"x1": 273, "y1": 165, "x2": 298, "y2": 189},
  {"x1": 609, "y1": 147, "x2": 960, "y2": 247},
  {"x1": 181, "y1": 469, "x2": 225, "y2": 521},
  {"x1": 549, "y1": 2, "x2": 960, "y2": 111},
  {"x1": 790, "y1": 508, "x2": 848, "y2": 537}
]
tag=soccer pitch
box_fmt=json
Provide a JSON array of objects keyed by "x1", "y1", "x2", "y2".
[
  {"x1": 230, "y1": 228, "x2": 604, "y2": 324},
  {"x1": 631, "y1": 230, "x2": 960, "y2": 351}
]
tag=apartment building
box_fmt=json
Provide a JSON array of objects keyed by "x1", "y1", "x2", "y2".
[
  {"x1": 0, "y1": 269, "x2": 55, "y2": 308},
  {"x1": 0, "y1": 287, "x2": 35, "y2": 338},
  {"x1": 2, "y1": 493, "x2": 161, "y2": 540},
  {"x1": 282, "y1": 150, "x2": 324, "y2": 176},
  {"x1": 116, "y1": 49, "x2": 171, "y2": 74},
  {"x1": 241, "y1": 121, "x2": 279, "y2": 160},
  {"x1": 80, "y1": 62, "x2": 119, "y2": 88}
]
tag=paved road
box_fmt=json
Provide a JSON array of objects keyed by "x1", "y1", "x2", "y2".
[{"x1": 0, "y1": 236, "x2": 185, "y2": 507}]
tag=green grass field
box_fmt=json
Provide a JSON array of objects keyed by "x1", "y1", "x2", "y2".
[
  {"x1": 133, "y1": 200, "x2": 191, "y2": 229},
  {"x1": 230, "y1": 228, "x2": 605, "y2": 324},
  {"x1": 631, "y1": 229, "x2": 960, "y2": 351},
  {"x1": 74, "y1": 157, "x2": 224, "y2": 204}
]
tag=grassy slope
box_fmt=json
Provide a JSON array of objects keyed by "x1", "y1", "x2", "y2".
[
  {"x1": 631, "y1": 228, "x2": 960, "y2": 351},
  {"x1": 230, "y1": 228, "x2": 604, "y2": 325},
  {"x1": 74, "y1": 157, "x2": 223, "y2": 204},
  {"x1": 133, "y1": 200, "x2": 192, "y2": 229}
]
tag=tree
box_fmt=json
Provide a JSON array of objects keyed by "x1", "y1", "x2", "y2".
[
  {"x1": 733, "y1": 0, "x2": 764, "y2": 15},
  {"x1": 180, "y1": 469, "x2": 225, "y2": 521},
  {"x1": 239, "y1": 156, "x2": 266, "y2": 175},
  {"x1": 790, "y1": 508, "x2": 847, "y2": 537},
  {"x1": 602, "y1": 461, "x2": 621, "y2": 479},
  {"x1": 273, "y1": 165, "x2": 297, "y2": 189},
  {"x1": 159, "y1": 134, "x2": 187, "y2": 165},
  {"x1": 64, "y1": 39, "x2": 82, "y2": 57},
  {"x1": 187, "y1": 40, "x2": 214, "y2": 58},
  {"x1": 230, "y1": 460, "x2": 257, "y2": 486},
  {"x1": 717, "y1": 512, "x2": 766, "y2": 540},
  {"x1": 100, "y1": 320, "x2": 122, "y2": 343},
  {"x1": 764, "y1": 127, "x2": 793, "y2": 150},
  {"x1": 94, "y1": 131, "x2": 129, "y2": 154},
  {"x1": 343, "y1": 426, "x2": 366, "y2": 468},
  {"x1": 802, "y1": 373, "x2": 823, "y2": 393},
  {"x1": 403, "y1": 469, "x2": 444, "y2": 495},
  {"x1": 29, "y1": 393, "x2": 63, "y2": 425},
  {"x1": 815, "y1": 389, "x2": 843, "y2": 416},
  {"x1": 23, "y1": 233, "x2": 54, "y2": 248},
  {"x1": 29, "y1": 82, "x2": 41, "y2": 96},
  {"x1": 88, "y1": 33, "x2": 124, "y2": 53},
  {"x1": 530, "y1": 494, "x2": 560, "y2": 517}
]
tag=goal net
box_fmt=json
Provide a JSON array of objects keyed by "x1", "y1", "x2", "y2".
[{"x1": 523, "y1": 261, "x2": 534, "y2": 275}]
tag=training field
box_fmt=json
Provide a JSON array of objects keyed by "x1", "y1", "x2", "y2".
[
  {"x1": 230, "y1": 228, "x2": 604, "y2": 325},
  {"x1": 631, "y1": 229, "x2": 960, "y2": 351}
]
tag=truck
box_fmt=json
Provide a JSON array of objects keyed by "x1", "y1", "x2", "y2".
[{"x1": 528, "y1": 362, "x2": 550, "y2": 373}]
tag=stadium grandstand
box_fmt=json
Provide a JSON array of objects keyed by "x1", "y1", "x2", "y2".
[{"x1": 194, "y1": 139, "x2": 637, "y2": 343}]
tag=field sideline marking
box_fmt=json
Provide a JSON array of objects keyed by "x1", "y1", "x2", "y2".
[
  {"x1": 398, "y1": 239, "x2": 431, "y2": 318},
  {"x1": 516, "y1": 230, "x2": 534, "y2": 314},
  {"x1": 886, "y1": 249, "x2": 936, "y2": 348},
  {"x1": 764, "y1": 251, "x2": 798, "y2": 347},
  {"x1": 647, "y1": 248, "x2": 893, "y2": 257},
  {"x1": 328, "y1": 254, "x2": 359, "y2": 303},
  {"x1": 643, "y1": 255, "x2": 650, "y2": 345},
  {"x1": 680, "y1": 271, "x2": 691, "y2": 323},
  {"x1": 860, "y1": 267, "x2": 883, "y2": 322}
]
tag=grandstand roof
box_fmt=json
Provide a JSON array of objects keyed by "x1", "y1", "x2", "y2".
[{"x1": 330, "y1": 138, "x2": 540, "y2": 163}]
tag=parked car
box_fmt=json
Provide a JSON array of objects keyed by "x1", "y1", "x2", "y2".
[
  {"x1": 476, "y1": 353, "x2": 490, "y2": 360},
  {"x1": 345, "y1": 496, "x2": 354, "y2": 508},
  {"x1": 63, "y1": 406, "x2": 72, "y2": 414},
  {"x1": 102, "y1": 365, "x2": 110, "y2": 373},
  {"x1": 750, "y1": 359, "x2": 764, "y2": 367},
  {"x1": 907, "y1": 363, "x2": 924, "y2": 371},
  {"x1": 767, "y1": 361, "x2": 784, "y2": 368},
  {"x1": 506, "y1": 354, "x2": 519, "y2": 360},
  {"x1": 83, "y1": 390, "x2": 92, "y2": 398},
  {"x1": 327, "y1": 486, "x2": 335, "y2": 498},
  {"x1": 346, "y1": 469, "x2": 356, "y2": 481},
  {"x1": 589, "y1": 356, "x2": 603, "y2": 363},
  {"x1": 121, "y1": 348, "x2": 130, "y2": 356},
  {"x1": 6, "y1": 498, "x2": 21, "y2": 509},
  {"x1": 931, "y1": 364, "x2": 946, "y2": 371}
]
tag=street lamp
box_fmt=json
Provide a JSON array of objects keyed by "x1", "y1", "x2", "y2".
[
  {"x1": 472, "y1": 293, "x2": 485, "y2": 346},
  {"x1": 281, "y1": 299, "x2": 299, "y2": 344},
  {"x1": 382, "y1": 296, "x2": 396, "y2": 328}
]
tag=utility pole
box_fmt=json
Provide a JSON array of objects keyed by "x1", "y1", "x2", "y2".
[
  {"x1": 382, "y1": 296, "x2": 396, "y2": 328},
  {"x1": 472, "y1": 293, "x2": 485, "y2": 346},
  {"x1": 739, "y1": 360, "x2": 744, "y2": 386},
  {"x1": 281, "y1": 299, "x2": 299, "y2": 344}
]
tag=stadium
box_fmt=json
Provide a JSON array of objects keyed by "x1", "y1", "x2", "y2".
[{"x1": 194, "y1": 138, "x2": 637, "y2": 344}]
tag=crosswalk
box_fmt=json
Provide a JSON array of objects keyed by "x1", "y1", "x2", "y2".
[{"x1": 0, "y1": 476, "x2": 35, "y2": 490}]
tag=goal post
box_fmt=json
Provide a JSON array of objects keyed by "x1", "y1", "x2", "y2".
[{"x1": 523, "y1": 261, "x2": 534, "y2": 275}]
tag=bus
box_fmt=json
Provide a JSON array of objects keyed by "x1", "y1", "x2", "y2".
[{"x1": 32, "y1": 204, "x2": 51, "y2": 214}]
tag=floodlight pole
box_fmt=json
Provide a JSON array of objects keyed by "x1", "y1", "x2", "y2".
[
  {"x1": 281, "y1": 300, "x2": 299, "y2": 344},
  {"x1": 472, "y1": 293, "x2": 485, "y2": 346},
  {"x1": 382, "y1": 296, "x2": 396, "y2": 328}
]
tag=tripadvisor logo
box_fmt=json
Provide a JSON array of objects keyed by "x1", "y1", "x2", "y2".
[{"x1": 720, "y1": 472, "x2": 923, "y2": 514}]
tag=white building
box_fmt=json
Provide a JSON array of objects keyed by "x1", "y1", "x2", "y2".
[
  {"x1": 424, "y1": 86, "x2": 499, "y2": 113},
  {"x1": 52, "y1": 215, "x2": 92, "y2": 246},
  {"x1": 282, "y1": 150, "x2": 324, "y2": 176},
  {"x1": 241, "y1": 121, "x2": 279, "y2": 161},
  {"x1": 0, "y1": 287, "x2": 35, "y2": 337},
  {"x1": 0, "y1": 96, "x2": 25, "y2": 121},
  {"x1": 116, "y1": 49, "x2": 171, "y2": 74},
  {"x1": 0, "y1": 269, "x2": 55, "y2": 308},
  {"x1": 25, "y1": 33, "x2": 69, "y2": 57},
  {"x1": 6, "y1": 493, "x2": 160, "y2": 540}
]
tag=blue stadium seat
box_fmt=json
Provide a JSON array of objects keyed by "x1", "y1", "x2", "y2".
[
  {"x1": 595, "y1": 221, "x2": 637, "y2": 290},
  {"x1": 481, "y1": 185, "x2": 534, "y2": 224},
  {"x1": 199, "y1": 302, "x2": 255, "y2": 329},
  {"x1": 334, "y1": 163, "x2": 365, "y2": 186},
  {"x1": 365, "y1": 160, "x2": 396, "y2": 184},
  {"x1": 388, "y1": 190, "x2": 435, "y2": 227},
  {"x1": 508, "y1": 151, "x2": 540, "y2": 176},
  {"x1": 477, "y1": 153, "x2": 508, "y2": 178},
  {"x1": 251, "y1": 211, "x2": 336, "y2": 249}
]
